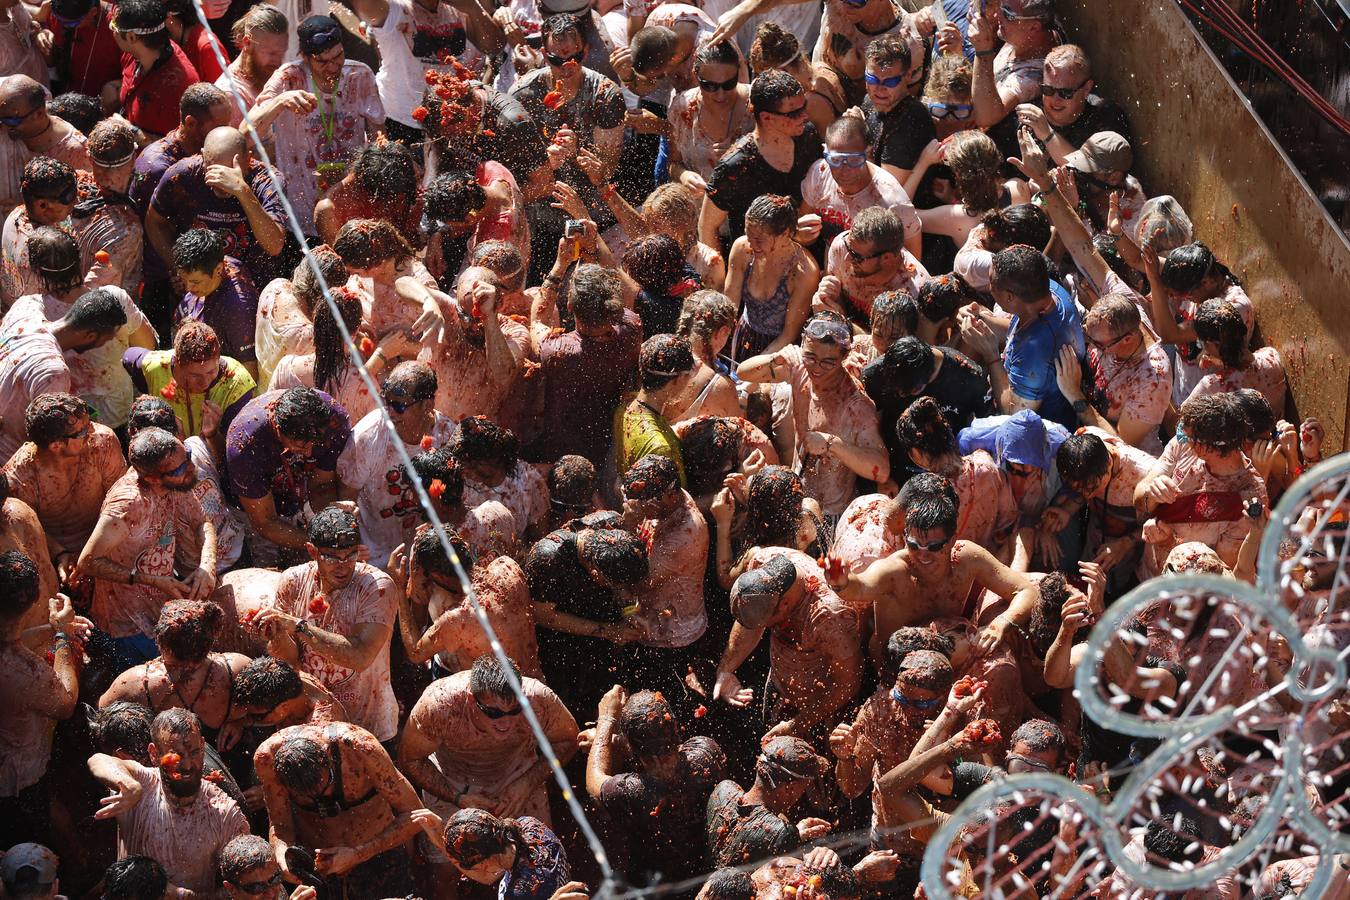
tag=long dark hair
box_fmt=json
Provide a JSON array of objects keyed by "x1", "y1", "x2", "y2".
[
  {"x1": 742, "y1": 466, "x2": 804, "y2": 550},
  {"x1": 312, "y1": 287, "x2": 364, "y2": 395},
  {"x1": 443, "y1": 808, "x2": 528, "y2": 870}
]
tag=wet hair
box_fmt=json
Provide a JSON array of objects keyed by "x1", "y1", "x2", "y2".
[
  {"x1": 230, "y1": 2, "x2": 288, "y2": 47},
  {"x1": 619, "y1": 689, "x2": 681, "y2": 759},
  {"x1": 639, "y1": 333, "x2": 695, "y2": 392},
  {"x1": 333, "y1": 218, "x2": 414, "y2": 269},
  {"x1": 991, "y1": 245, "x2": 1051, "y2": 302},
  {"x1": 49, "y1": 92, "x2": 105, "y2": 135},
  {"x1": 870, "y1": 290, "x2": 918, "y2": 337},
  {"x1": 1010, "y1": 718, "x2": 1065, "y2": 757},
  {"x1": 679, "y1": 417, "x2": 745, "y2": 497},
  {"x1": 308, "y1": 506, "x2": 360, "y2": 548},
  {"x1": 311, "y1": 287, "x2": 363, "y2": 396},
  {"x1": 749, "y1": 21, "x2": 799, "y2": 71},
  {"x1": 743, "y1": 466, "x2": 805, "y2": 548},
  {"x1": 945, "y1": 131, "x2": 1003, "y2": 215},
  {"x1": 65, "y1": 287, "x2": 129, "y2": 334},
  {"x1": 824, "y1": 113, "x2": 868, "y2": 147},
  {"x1": 350, "y1": 141, "x2": 418, "y2": 206},
  {"x1": 623, "y1": 234, "x2": 687, "y2": 294},
  {"x1": 1028, "y1": 571, "x2": 1071, "y2": 654},
  {"x1": 87, "y1": 118, "x2": 139, "y2": 167},
  {"x1": 1144, "y1": 815, "x2": 1202, "y2": 865},
  {"x1": 149, "y1": 707, "x2": 201, "y2": 746},
  {"x1": 695, "y1": 38, "x2": 740, "y2": 70},
  {"x1": 642, "y1": 182, "x2": 702, "y2": 248},
  {"x1": 127, "y1": 426, "x2": 180, "y2": 471},
  {"x1": 425, "y1": 171, "x2": 487, "y2": 227},
  {"x1": 113, "y1": 0, "x2": 169, "y2": 48},
  {"x1": 701, "y1": 868, "x2": 755, "y2": 900},
  {"x1": 272, "y1": 387, "x2": 332, "y2": 442},
  {"x1": 630, "y1": 25, "x2": 677, "y2": 75},
  {"x1": 0, "y1": 551, "x2": 39, "y2": 622},
  {"x1": 412, "y1": 525, "x2": 473, "y2": 578},
  {"x1": 895, "y1": 396, "x2": 957, "y2": 463},
  {"x1": 154, "y1": 600, "x2": 223, "y2": 663},
  {"x1": 470, "y1": 241, "x2": 526, "y2": 293},
  {"x1": 1232, "y1": 388, "x2": 1276, "y2": 441},
  {"x1": 89, "y1": 701, "x2": 154, "y2": 761},
  {"x1": 1136, "y1": 196, "x2": 1193, "y2": 256},
  {"x1": 623, "y1": 453, "x2": 681, "y2": 502},
  {"x1": 882, "y1": 336, "x2": 937, "y2": 394},
  {"x1": 865, "y1": 32, "x2": 910, "y2": 71},
  {"x1": 173, "y1": 319, "x2": 223, "y2": 365},
  {"x1": 1192, "y1": 299, "x2": 1248, "y2": 370},
  {"x1": 577, "y1": 528, "x2": 649, "y2": 585},
  {"x1": 233, "y1": 656, "x2": 304, "y2": 713},
  {"x1": 1082, "y1": 292, "x2": 1141, "y2": 338},
  {"x1": 104, "y1": 857, "x2": 168, "y2": 900},
  {"x1": 744, "y1": 193, "x2": 797, "y2": 235},
  {"x1": 409, "y1": 448, "x2": 466, "y2": 510},
  {"x1": 291, "y1": 246, "x2": 348, "y2": 316},
  {"x1": 540, "y1": 12, "x2": 582, "y2": 48},
  {"x1": 172, "y1": 227, "x2": 226, "y2": 275},
  {"x1": 1160, "y1": 241, "x2": 1239, "y2": 293},
  {"x1": 749, "y1": 69, "x2": 803, "y2": 119},
  {"x1": 271, "y1": 736, "x2": 331, "y2": 792},
  {"x1": 20, "y1": 156, "x2": 76, "y2": 209},
  {"x1": 219, "y1": 834, "x2": 275, "y2": 885},
  {"x1": 1044, "y1": 43, "x2": 1090, "y2": 76},
  {"x1": 923, "y1": 52, "x2": 972, "y2": 103},
  {"x1": 981, "y1": 204, "x2": 1052, "y2": 252},
  {"x1": 547, "y1": 455, "x2": 595, "y2": 512},
  {"x1": 886, "y1": 627, "x2": 955, "y2": 671},
  {"x1": 179, "y1": 82, "x2": 227, "y2": 123},
  {"x1": 677, "y1": 289, "x2": 737, "y2": 345},
  {"x1": 570, "y1": 263, "x2": 624, "y2": 327},
  {"x1": 849, "y1": 206, "x2": 903, "y2": 253},
  {"x1": 24, "y1": 392, "x2": 88, "y2": 447},
  {"x1": 897, "y1": 649, "x2": 955, "y2": 692},
  {"x1": 450, "y1": 416, "x2": 519, "y2": 471},
  {"x1": 800, "y1": 860, "x2": 861, "y2": 900},
  {"x1": 126, "y1": 396, "x2": 176, "y2": 437},
  {"x1": 26, "y1": 226, "x2": 82, "y2": 295},
  {"x1": 1056, "y1": 431, "x2": 1111, "y2": 492},
  {"x1": 468, "y1": 653, "x2": 522, "y2": 701},
  {"x1": 905, "y1": 483, "x2": 959, "y2": 537},
  {"x1": 917, "y1": 273, "x2": 976, "y2": 324},
  {"x1": 442, "y1": 808, "x2": 529, "y2": 869},
  {"x1": 1181, "y1": 393, "x2": 1246, "y2": 452}
]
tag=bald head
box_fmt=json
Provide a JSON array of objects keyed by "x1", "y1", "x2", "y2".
[
  {"x1": 456, "y1": 266, "x2": 500, "y2": 295},
  {"x1": 0, "y1": 75, "x2": 45, "y2": 109},
  {"x1": 201, "y1": 126, "x2": 247, "y2": 165}
]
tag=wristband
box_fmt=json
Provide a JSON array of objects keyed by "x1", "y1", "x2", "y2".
[
  {"x1": 600, "y1": 182, "x2": 617, "y2": 201},
  {"x1": 295, "y1": 618, "x2": 310, "y2": 636},
  {"x1": 974, "y1": 47, "x2": 996, "y2": 57}
]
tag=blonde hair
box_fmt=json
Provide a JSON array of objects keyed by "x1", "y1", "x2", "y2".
[
  {"x1": 644, "y1": 182, "x2": 702, "y2": 252},
  {"x1": 231, "y1": 4, "x2": 287, "y2": 49},
  {"x1": 922, "y1": 53, "x2": 971, "y2": 104},
  {"x1": 944, "y1": 131, "x2": 1002, "y2": 215}
]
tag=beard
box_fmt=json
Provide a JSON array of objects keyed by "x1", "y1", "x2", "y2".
[
  {"x1": 167, "y1": 475, "x2": 199, "y2": 492},
  {"x1": 241, "y1": 50, "x2": 280, "y2": 87},
  {"x1": 163, "y1": 771, "x2": 202, "y2": 797}
]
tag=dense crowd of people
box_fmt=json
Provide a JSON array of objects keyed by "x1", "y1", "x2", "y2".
[{"x1": 0, "y1": 0, "x2": 1344, "y2": 897}]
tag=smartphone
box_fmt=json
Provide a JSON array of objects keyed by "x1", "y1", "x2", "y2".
[{"x1": 564, "y1": 219, "x2": 586, "y2": 239}]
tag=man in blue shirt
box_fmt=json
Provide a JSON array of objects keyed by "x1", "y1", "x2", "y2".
[{"x1": 963, "y1": 245, "x2": 1084, "y2": 430}]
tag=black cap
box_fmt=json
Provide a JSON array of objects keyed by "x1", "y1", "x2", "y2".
[{"x1": 297, "y1": 15, "x2": 343, "y2": 55}]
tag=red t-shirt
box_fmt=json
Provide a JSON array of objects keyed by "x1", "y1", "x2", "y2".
[
  {"x1": 180, "y1": 23, "x2": 228, "y2": 83},
  {"x1": 54, "y1": 5, "x2": 123, "y2": 96},
  {"x1": 120, "y1": 42, "x2": 200, "y2": 137}
]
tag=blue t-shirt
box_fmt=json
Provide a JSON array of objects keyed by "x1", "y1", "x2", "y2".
[
  {"x1": 1003, "y1": 280, "x2": 1083, "y2": 430},
  {"x1": 499, "y1": 817, "x2": 569, "y2": 900}
]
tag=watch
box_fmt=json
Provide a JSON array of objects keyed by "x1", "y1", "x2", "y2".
[
  {"x1": 295, "y1": 618, "x2": 310, "y2": 636},
  {"x1": 1072, "y1": 398, "x2": 1090, "y2": 415}
]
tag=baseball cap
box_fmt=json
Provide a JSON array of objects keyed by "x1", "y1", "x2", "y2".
[
  {"x1": 1063, "y1": 131, "x2": 1133, "y2": 176},
  {"x1": 757, "y1": 737, "x2": 829, "y2": 788},
  {"x1": 297, "y1": 15, "x2": 344, "y2": 55},
  {"x1": 539, "y1": 0, "x2": 590, "y2": 14},
  {"x1": 729, "y1": 555, "x2": 797, "y2": 629},
  {"x1": 1, "y1": 844, "x2": 58, "y2": 889}
]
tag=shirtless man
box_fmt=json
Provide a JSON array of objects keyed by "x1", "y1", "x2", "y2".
[
  {"x1": 832, "y1": 473, "x2": 954, "y2": 576},
  {"x1": 231, "y1": 656, "x2": 348, "y2": 731},
  {"x1": 397, "y1": 654, "x2": 578, "y2": 823},
  {"x1": 0, "y1": 552, "x2": 79, "y2": 848},
  {"x1": 256, "y1": 508, "x2": 400, "y2": 747},
  {"x1": 79, "y1": 427, "x2": 218, "y2": 670},
  {"x1": 253, "y1": 721, "x2": 421, "y2": 897},
  {"x1": 714, "y1": 551, "x2": 863, "y2": 740},
  {"x1": 4, "y1": 394, "x2": 127, "y2": 591},
  {"x1": 395, "y1": 527, "x2": 541, "y2": 678},
  {"x1": 88, "y1": 709, "x2": 249, "y2": 898},
  {"x1": 99, "y1": 600, "x2": 252, "y2": 750},
  {"x1": 827, "y1": 476, "x2": 1039, "y2": 668}
]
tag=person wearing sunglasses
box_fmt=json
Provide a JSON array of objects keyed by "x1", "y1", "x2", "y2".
[
  {"x1": 818, "y1": 206, "x2": 928, "y2": 333},
  {"x1": 702, "y1": 70, "x2": 821, "y2": 250},
  {"x1": 1, "y1": 157, "x2": 81, "y2": 308},
  {"x1": 1013, "y1": 45, "x2": 1131, "y2": 166},
  {"x1": 221, "y1": 835, "x2": 313, "y2": 900},
  {"x1": 801, "y1": 116, "x2": 922, "y2": 258},
  {"x1": 253, "y1": 719, "x2": 422, "y2": 896},
  {"x1": 1133, "y1": 393, "x2": 1268, "y2": 579},
  {"x1": 0, "y1": 75, "x2": 92, "y2": 211},
  {"x1": 859, "y1": 35, "x2": 935, "y2": 186},
  {"x1": 667, "y1": 40, "x2": 751, "y2": 193},
  {"x1": 919, "y1": 53, "x2": 977, "y2": 141},
  {"x1": 400, "y1": 653, "x2": 578, "y2": 826}
]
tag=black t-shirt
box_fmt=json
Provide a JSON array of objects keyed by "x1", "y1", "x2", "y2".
[
  {"x1": 705, "y1": 780, "x2": 799, "y2": 868},
  {"x1": 991, "y1": 92, "x2": 1133, "y2": 166},
  {"x1": 863, "y1": 95, "x2": 936, "y2": 173},
  {"x1": 478, "y1": 88, "x2": 549, "y2": 186},
  {"x1": 706, "y1": 125, "x2": 823, "y2": 244},
  {"x1": 524, "y1": 520, "x2": 621, "y2": 623},
  {"x1": 863, "y1": 346, "x2": 993, "y2": 459}
]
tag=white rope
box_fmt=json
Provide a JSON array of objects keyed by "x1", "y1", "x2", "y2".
[{"x1": 190, "y1": 10, "x2": 619, "y2": 886}]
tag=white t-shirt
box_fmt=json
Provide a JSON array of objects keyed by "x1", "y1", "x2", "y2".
[
  {"x1": 335, "y1": 408, "x2": 459, "y2": 569},
  {"x1": 801, "y1": 160, "x2": 920, "y2": 238},
  {"x1": 0, "y1": 320, "x2": 69, "y2": 463},
  {"x1": 372, "y1": 0, "x2": 483, "y2": 128}
]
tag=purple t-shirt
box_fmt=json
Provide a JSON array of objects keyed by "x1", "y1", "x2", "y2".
[
  {"x1": 225, "y1": 389, "x2": 351, "y2": 516},
  {"x1": 174, "y1": 257, "x2": 259, "y2": 362},
  {"x1": 149, "y1": 155, "x2": 288, "y2": 283},
  {"x1": 129, "y1": 131, "x2": 190, "y2": 280}
]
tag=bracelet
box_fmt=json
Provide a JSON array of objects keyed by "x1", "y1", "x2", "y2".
[
  {"x1": 974, "y1": 47, "x2": 997, "y2": 57},
  {"x1": 600, "y1": 182, "x2": 617, "y2": 201},
  {"x1": 53, "y1": 631, "x2": 70, "y2": 643},
  {"x1": 997, "y1": 614, "x2": 1030, "y2": 641},
  {"x1": 128, "y1": 566, "x2": 137, "y2": 585}
]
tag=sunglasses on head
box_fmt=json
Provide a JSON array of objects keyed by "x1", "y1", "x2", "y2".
[
  {"x1": 698, "y1": 74, "x2": 739, "y2": 93},
  {"x1": 1040, "y1": 82, "x2": 1087, "y2": 100},
  {"x1": 905, "y1": 533, "x2": 950, "y2": 553},
  {"x1": 230, "y1": 873, "x2": 284, "y2": 895},
  {"x1": 891, "y1": 688, "x2": 941, "y2": 710},
  {"x1": 824, "y1": 149, "x2": 867, "y2": 169},
  {"x1": 474, "y1": 695, "x2": 521, "y2": 719},
  {"x1": 925, "y1": 100, "x2": 972, "y2": 120},
  {"x1": 545, "y1": 48, "x2": 585, "y2": 67},
  {"x1": 865, "y1": 71, "x2": 905, "y2": 89}
]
